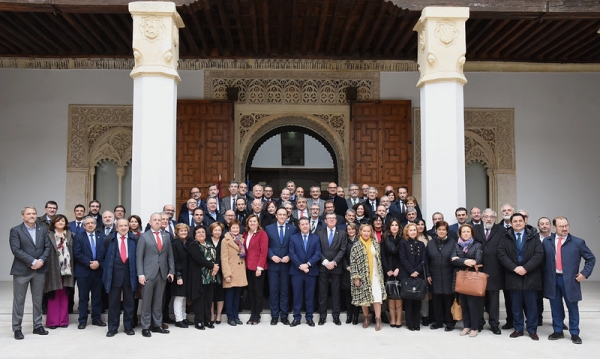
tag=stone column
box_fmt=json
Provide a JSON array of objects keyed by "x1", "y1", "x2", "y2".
[
  {"x1": 129, "y1": 2, "x2": 184, "y2": 223},
  {"x1": 413, "y1": 7, "x2": 469, "y2": 224}
]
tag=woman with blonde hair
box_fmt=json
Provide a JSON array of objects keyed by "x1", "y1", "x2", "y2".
[
  {"x1": 350, "y1": 224, "x2": 387, "y2": 331},
  {"x1": 221, "y1": 220, "x2": 247, "y2": 326}
]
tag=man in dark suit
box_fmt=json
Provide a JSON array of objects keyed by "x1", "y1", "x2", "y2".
[
  {"x1": 178, "y1": 198, "x2": 198, "y2": 226},
  {"x1": 207, "y1": 183, "x2": 226, "y2": 214},
  {"x1": 10, "y1": 206, "x2": 52, "y2": 340},
  {"x1": 276, "y1": 188, "x2": 296, "y2": 210},
  {"x1": 238, "y1": 182, "x2": 253, "y2": 206},
  {"x1": 136, "y1": 213, "x2": 175, "y2": 337},
  {"x1": 73, "y1": 216, "x2": 106, "y2": 329},
  {"x1": 324, "y1": 182, "x2": 348, "y2": 217},
  {"x1": 497, "y1": 213, "x2": 544, "y2": 341},
  {"x1": 69, "y1": 204, "x2": 87, "y2": 236},
  {"x1": 364, "y1": 186, "x2": 380, "y2": 215},
  {"x1": 543, "y1": 216, "x2": 595, "y2": 344},
  {"x1": 189, "y1": 208, "x2": 205, "y2": 239},
  {"x1": 37, "y1": 200, "x2": 58, "y2": 229},
  {"x1": 99, "y1": 211, "x2": 116, "y2": 248},
  {"x1": 234, "y1": 198, "x2": 249, "y2": 225},
  {"x1": 266, "y1": 208, "x2": 297, "y2": 325},
  {"x1": 319, "y1": 200, "x2": 345, "y2": 228},
  {"x1": 307, "y1": 186, "x2": 325, "y2": 215},
  {"x1": 179, "y1": 187, "x2": 204, "y2": 215},
  {"x1": 427, "y1": 212, "x2": 458, "y2": 240},
  {"x1": 346, "y1": 183, "x2": 363, "y2": 208},
  {"x1": 474, "y1": 208, "x2": 505, "y2": 335},
  {"x1": 87, "y1": 200, "x2": 101, "y2": 223},
  {"x1": 103, "y1": 219, "x2": 137, "y2": 337},
  {"x1": 203, "y1": 196, "x2": 226, "y2": 227},
  {"x1": 222, "y1": 181, "x2": 239, "y2": 212},
  {"x1": 289, "y1": 217, "x2": 322, "y2": 327},
  {"x1": 317, "y1": 213, "x2": 347, "y2": 325},
  {"x1": 448, "y1": 207, "x2": 468, "y2": 236},
  {"x1": 308, "y1": 203, "x2": 324, "y2": 234},
  {"x1": 292, "y1": 196, "x2": 309, "y2": 220},
  {"x1": 469, "y1": 207, "x2": 483, "y2": 226},
  {"x1": 498, "y1": 203, "x2": 515, "y2": 329}
]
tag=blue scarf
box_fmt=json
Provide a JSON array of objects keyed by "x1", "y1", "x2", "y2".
[{"x1": 457, "y1": 237, "x2": 474, "y2": 253}]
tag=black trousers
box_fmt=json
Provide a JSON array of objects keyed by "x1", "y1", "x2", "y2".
[
  {"x1": 193, "y1": 284, "x2": 214, "y2": 325},
  {"x1": 318, "y1": 271, "x2": 341, "y2": 318},
  {"x1": 480, "y1": 289, "x2": 500, "y2": 328},
  {"x1": 246, "y1": 270, "x2": 265, "y2": 322},
  {"x1": 404, "y1": 298, "x2": 422, "y2": 328},
  {"x1": 503, "y1": 289, "x2": 513, "y2": 324},
  {"x1": 431, "y1": 293, "x2": 455, "y2": 326},
  {"x1": 460, "y1": 293, "x2": 485, "y2": 329},
  {"x1": 108, "y1": 280, "x2": 134, "y2": 332}
]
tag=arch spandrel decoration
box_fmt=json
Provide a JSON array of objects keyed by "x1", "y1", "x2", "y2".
[
  {"x1": 67, "y1": 105, "x2": 133, "y2": 213},
  {"x1": 412, "y1": 108, "x2": 516, "y2": 211}
]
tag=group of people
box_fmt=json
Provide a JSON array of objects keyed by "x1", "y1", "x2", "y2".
[{"x1": 9, "y1": 181, "x2": 595, "y2": 345}]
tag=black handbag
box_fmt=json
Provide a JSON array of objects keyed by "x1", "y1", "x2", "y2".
[
  {"x1": 400, "y1": 277, "x2": 427, "y2": 300},
  {"x1": 385, "y1": 276, "x2": 402, "y2": 299}
]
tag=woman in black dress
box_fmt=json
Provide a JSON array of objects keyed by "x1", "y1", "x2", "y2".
[
  {"x1": 381, "y1": 218, "x2": 403, "y2": 328},
  {"x1": 208, "y1": 222, "x2": 224, "y2": 325},
  {"x1": 399, "y1": 223, "x2": 426, "y2": 331},
  {"x1": 172, "y1": 223, "x2": 192, "y2": 328},
  {"x1": 342, "y1": 223, "x2": 360, "y2": 324},
  {"x1": 188, "y1": 226, "x2": 219, "y2": 330}
]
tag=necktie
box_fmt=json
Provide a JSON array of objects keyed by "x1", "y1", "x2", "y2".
[
  {"x1": 120, "y1": 236, "x2": 127, "y2": 263},
  {"x1": 401, "y1": 202, "x2": 405, "y2": 213},
  {"x1": 89, "y1": 233, "x2": 96, "y2": 260},
  {"x1": 556, "y1": 237, "x2": 563, "y2": 271},
  {"x1": 232, "y1": 197, "x2": 235, "y2": 210},
  {"x1": 352, "y1": 199, "x2": 356, "y2": 205},
  {"x1": 189, "y1": 214, "x2": 193, "y2": 226},
  {"x1": 279, "y1": 225, "x2": 284, "y2": 244},
  {"x1": 76, "y1": 222, "x2": 81, "y2": 229},
  {"x1": 311, "y1": 221, "x2": 316, "y2": 232},
  {"x1": 328, "y1": 229, "x2": 334, "y2": 246},
  {"x1": 371, "y1": 201, "x2": 376, "y2": 213},
  {"x1": 301, "y1": 211, "x2": 306, "y2": 218},
  {"x1": 105, "y1": 227, "x2": 110, "y2": 235},
  {"x1": 168, "y1": 223, "x2": 174, "y2": 236},
  {"x1": 516, "y1": 232, "x2": 522, "y2": 247},
  {"x1": 154, "y1": 231, "x2": 163, "y2": 252},
  {"x1": 485, "y1": 229, "x2": 490, "y2": 240},
  {"x1": 303, "y1": 235, "x2": 307, "y2": 251}
]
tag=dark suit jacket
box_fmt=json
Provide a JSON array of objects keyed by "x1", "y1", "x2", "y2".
[
  {"x1": 474, "y1": 224, "x2": 505, "y2": 290},
  {"x1": 69, "y1": 220, "x2": 86, "y2": 236},
  {"x1": 177, "y1": 208, "x2": 195, "y2": 225},
  {"x1": 102, "y1": 232, "x2": 138, "y2": 292},
  {"x1": 136, "y1": 229, "x2": 174, "y2": 280},
  {"x1": 316, "y1": 227, "x2": 347, "y2": 274},
  {"x1": 543, "y1": 233, "x2": 595, "y2": 302},
  {"x1": 324, "y1": 195, "x2": 348, "y2": 217},
  {"x1": 203, "y1": 212, "x2": 226, "y2": 227},
  {"x1": 265, "y1": 222, "x2": 297, "y2": 272},
  {"x1": 497, "y1": 227, "x2": 544, "y2": 291},
  {"x1": 346, "y1": 197, "x2": 363, "y2": 209},
  {"x1": 289, "y1": 232, "x2": 322, "y2": 277},
  {"x1": 36, "y1": 215, "x2": 52, "y2": 230},
  {"x1": 73, "y1": 231, "x2": 106, "y2": 278},
  {"x1": 308, "y1": 218, "x2": 325, "y2": 234},
  {"x1": 9, "y1": 223, "x2": 51, "y2": 275}
]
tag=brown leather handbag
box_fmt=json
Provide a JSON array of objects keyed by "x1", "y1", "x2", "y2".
[{"x1": 455, "y1": 265, "x2": 488, "y2": 297}]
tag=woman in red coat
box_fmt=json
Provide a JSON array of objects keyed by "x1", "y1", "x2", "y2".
[{"x1": 243, "y1": 214, "x2": 268, "y2": 325}]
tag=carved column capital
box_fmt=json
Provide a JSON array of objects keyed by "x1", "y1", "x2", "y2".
[
  {"x1": 129, "y1": 1, "x2": 185, "y2": 82},
  {"x1": 413, "y1": 7, "x2": 469, "y2": 88}
]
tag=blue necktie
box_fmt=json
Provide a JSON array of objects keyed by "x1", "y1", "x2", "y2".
[
  {"x1": 89, "y1": 233, "x2": 96, "y2": 260},
  {"x1": 303, "y1": 235, "x2": 307, "y2": 251},
  {"x1": 279, "y1": 225, "x2": 284, "y2": 244},
  {"x1": 328, "y1": 229, "x2": 334, "y2": 246},
  {"x1": 516, "y1": 232, "x2": 522, "y2": 247}
]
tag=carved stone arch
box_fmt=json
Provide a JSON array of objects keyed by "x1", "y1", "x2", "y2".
[
  {"x1": 464, "y1": 130, "x2": 495, "y2": 169},
  {"x1": 88, "y1": 127, "x2": 133, "y2": 168},
  {"x1": 235, "y1": 109, "x2": 350, "y2": 188}
]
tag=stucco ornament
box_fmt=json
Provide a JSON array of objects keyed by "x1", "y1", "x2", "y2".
[
  {"x1": 435, "y1": 21, "x2": 458, "y2": 46},
  {"x1": 141, "y1": 16, "x2": 164, "y2": 41}
]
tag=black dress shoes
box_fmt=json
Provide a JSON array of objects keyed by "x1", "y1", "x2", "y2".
[
  {"x1": 78, "y1": 323, "x2": 86, "y2": 330},
  {"x1": 184, "y1": 319, "x2": 194, "y2": 326},
  {"x1": 333, "y1": 317, "x2": 342, "y2": 326},
  {"x1": 502, "y1": 322, "x2": 514, "y2": 330},
  {"x1": 32, "y1": 326, "x2": 49, "y2": 335},
  {"x1": 571, "y1": 335, "x2": 582, "y2": 344},
  {"x1": 195, "y1": 323, "x2": 205, "y2": 330},
  {"x1": 205, "y1": 322, "x2": 214, "y2": 329},
  {"x1": 318, "y1": 318, "x2": 326, "y2": 325},
  {"x1": 151, "y1": 326, "x2": 170, "y2": 334},
  {"x1": 14, "y1": 330, "x2": 24, "y2": 340},
  {"x1": 228, "y1": 319, "x2": 237, "y2": 326},
  {"x1": 175, "y1": 321, "x2": 188, "y2": 328},
  {"x1": 281, "y1": 318, "x2": 290, "y2": 325},
  {"x1": 306, "y1": 320, "x2": 316, "y2": 327},
  {"x1": 509, "y1": 331, "x2": 524, "y2": 338},
  {"x1": 48, "y1": 326, "x2": 58, "y2": 329},
  {"x1": 548, "y1": 332, "x2": 565, "y2": 340},
  {"x1": 92, "y1": 320, "x2": 107, "y2": 327},
  {"x1": 106, "y1": 331, "x2": 117, "y2": 337},
  {"x1": 142, "y1": 329, "x2": 151, "y2": 337},
  {"x1": 270, "y1": 318, "x2": 278, "y2": 325},
  {"x1": 430, "y1": 323, "x2": 443, "y2": 330},
  {"x1": 234, "y1": 318, "x2": 243, "y2": 325},
  {"x1": 529, "y1": 332, "x2": 539, "y2": 341},
  {"x1": 444, "y1": 325, "x2": 455, "y2": 332},
  {"x1": 125, "y1": 329, "x2": 135, "y2": 335},
  {"x1": 290, "y1": 320, "x2": 301, "y2": 327},
  {"x1": 491, "y1": 326, "x2": 501, "y2": 335},
  {"x1": 346, "y1": 316, "x2": 353, "y2": 324},
  {"x1": 421, "y1": 316, "x2": 429, "y2": 326}
]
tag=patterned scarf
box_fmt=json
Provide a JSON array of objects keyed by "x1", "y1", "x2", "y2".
[
  {"x1": 359, "y1": 236, "x2": 374, "y2": 280},
  {"x1": 55, "y1": 232, "x2": 72, "y2": 276},
  {"x1": 457, "y1": 237, "x2": 474, "y2": 254},
  {"x1": 234, "y1": 234, "x2": 246, "y2": 258}
]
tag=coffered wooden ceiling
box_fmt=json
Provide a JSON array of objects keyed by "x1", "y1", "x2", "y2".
[{"x1": 1, "y1": 0, "x2": 600, "y2": 63}]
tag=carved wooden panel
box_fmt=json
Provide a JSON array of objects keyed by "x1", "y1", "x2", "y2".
[
  {"x1": 177, "y1": 100, "x2": 234, "y2": 210},
  {"x1": 351, "y1": 101, "x2": 412, "y2": 195}
]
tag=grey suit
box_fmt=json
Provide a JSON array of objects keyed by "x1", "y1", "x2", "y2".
[
  {"x1": 222, "y1": 195, "x2": 238, "y2": 212},
  {"x1": 9, "y1": 223, "x2": 51, "y2": 331},
  {"x1": 306, "y1": 198, "x2": 325, "y2": 215},
  {"x1": 346, "y1": 197, "x2": 362, "y2": 209},
  {"x1": 136, "y1": 230, "x2": 174, "y2": 329}
]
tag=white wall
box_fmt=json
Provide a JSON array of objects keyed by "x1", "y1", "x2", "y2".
[
  {"x1": 381, "y1": 71, "x2": 600, "y2": 280},
  {"x1": 251, "y1": 134, "x2": 334, "y2": 168},
  {"x1": 0, "y1": 69, "x2": 204, "y2": 280}
]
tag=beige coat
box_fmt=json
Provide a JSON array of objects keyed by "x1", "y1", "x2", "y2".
[{"x1": 220, "y1": 232, "x2": 248, "y2": 288}]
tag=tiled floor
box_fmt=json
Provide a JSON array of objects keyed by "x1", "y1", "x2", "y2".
[{"x1": 1, "y1": 281, "x2": 599, "y2": 358}]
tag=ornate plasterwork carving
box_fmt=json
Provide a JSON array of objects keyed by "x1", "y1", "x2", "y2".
[
  {"x1": 435, "y1": 21, "x2": 459, "y2": 47},
  {"x1": 141, "y1": 16, "x2": 165, "y2": 41},
  {"x1": 205, "y1": 70, "x2": 379, "y2": 104}
]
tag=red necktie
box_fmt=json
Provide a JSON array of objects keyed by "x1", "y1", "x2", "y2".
[
  {"x1": 556, "y1": 237, "x2": 563, "y2": 271},
  {"x1": 154, "y1": 231, "x2": 163, "y2": 252},
  {"x1": 120, "y1": 236, "x2": 128, "y2": 263}
]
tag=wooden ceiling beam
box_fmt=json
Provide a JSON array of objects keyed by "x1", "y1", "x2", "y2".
[
  {"x1": 394, "y1": 14, "x2": 418, "y2": 58},
  {"x1": 489, "y1": 19, "x2": 538, "y2": 57},
  {"x1": 336, "y1": 0, "x2": 358, "y2": 56},
  {"x1": 0, "y1": 24, "x2": 31, "y2": 53},
  {"x1": 479, "y1": 19, "x2": 523, "y2": 57},
  {"x1": 324, "y1": 0, "x2": 344, "y2": 55},
  {"x1": 179, "y1": 14, "x2": 201, "y2": 56},
  {"x1": 553, "y1": 23, "x2": 600, "y2": 60},
  {"x1": 466, "y1": 19, "x2": 499, "y2": 50},
  {"x1": 372, "y1": 5, "x2": 399, "y2": 56},
  {"x1": 184, "y1": 4, "x2": 208, "y2": 56},
  {"x1": 0, "y1": 12, "x2": 57, "y2": 54},
  {"x1": 201, "y1": 1, "x2": 224, "y2": 56},
  {"x1": 276, "y1": 0, "x2": 284, "y2": 55},
  {"x1": 572, "y1": 35, "x2": 600, "y2": 59},
  {"x1": 536, "y1": 20, "x2": 599, "y2": 59},
  {"x1": 261, "y1": 0, "x2": 270, "y2": 55},
  {"x1": 361, "y1": 0, "x2": 387, "y2": 56},
  {"x1": 102, "y1": 13, "x2": 131, "y2": 52},
  {"x1": 349, "y1": 0, "x2": 375, "y2": 55},
  {"x1": 14, "y1": 11, "x2": 71, "y2": 54},
  {"x1": 382, "y1": 1, "x2": 600, "y2": 14},
  {"x1": 383, "y1": 14, "x2": 405, "y2": 56},
  {"x1": 216, "y1": 0, "x2": 235, "y2": 55},
  {"x1": 469, "y1": 19, "x2": 511, "y2": 54},
  {"x1": 512, "y1": 20, "x2": 570, "y2": 58},
  {"x1": 60, "y1": 12, "x2": 105, "y2": 53},
  {"x1": 232, "y1": 0, "x2": 247, "y2": 55},
  {"x1": 313, "y1": 0, "x2": 330, "y2": 55},
  {"x1": 501, "y1": 20, "x2": 553, "y2": 57},
  {"x1": 301, "y1": 0, "x2": 315, "y2": 55},
  {"x1": 288, "y1": 0, "x2": 299, "y2": 55},
  {"x1": 82, "y1": 13, "x2": 119, "y2": 54},
  {"x1": 46, "y1": 11, "x2": 92, "y2": 53},
  {"x1": 248, "y1": 0, "x2": 259, "y2": 54}
]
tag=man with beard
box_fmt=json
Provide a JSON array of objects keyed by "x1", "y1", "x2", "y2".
[
  {"x1": 474, "y1": 208, "x2": 504, "y2": 335},
  {"x1": 499, "y1": 203, "x2": 514, "y2": 230},
  {"x1": 498, "y1": 203, "x2": 515, "y2": 329}
]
